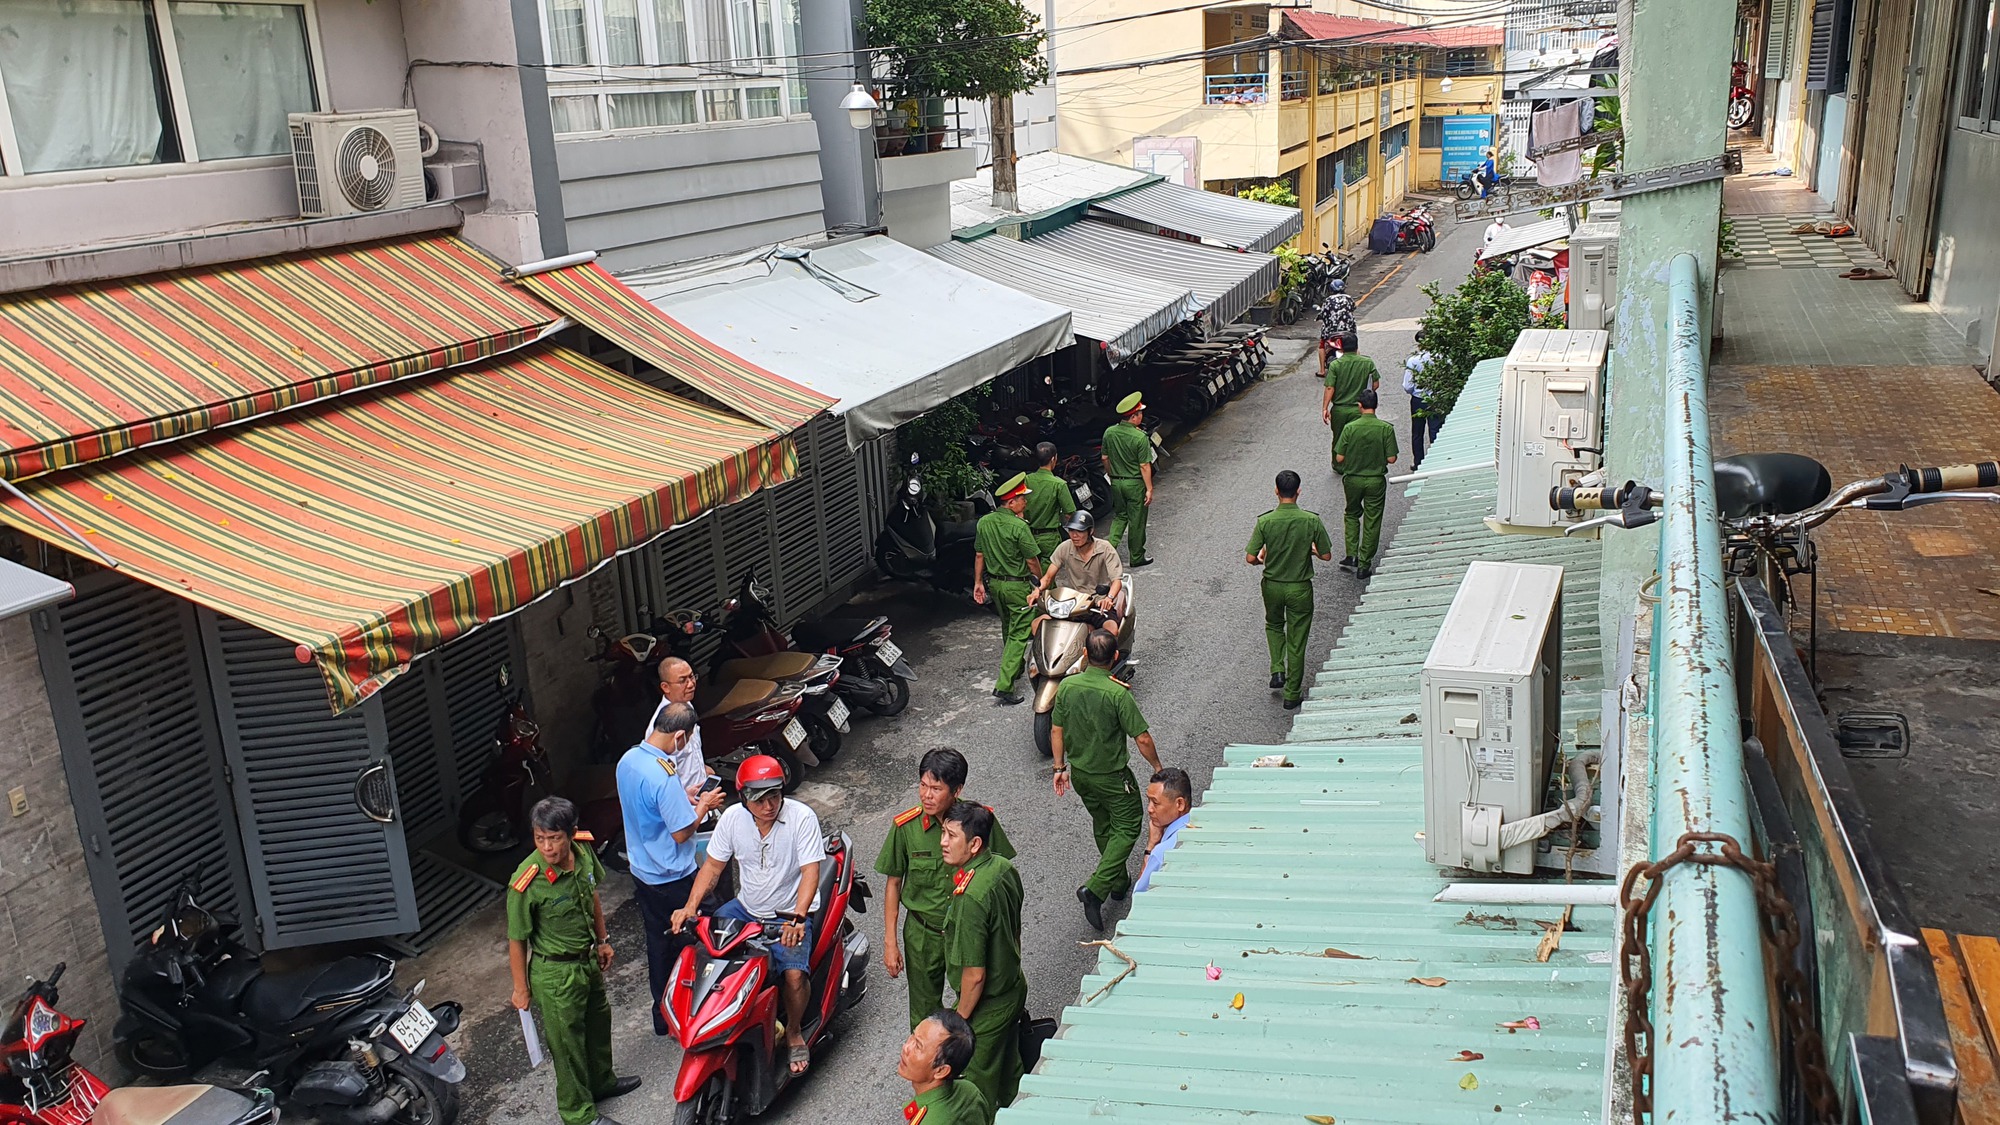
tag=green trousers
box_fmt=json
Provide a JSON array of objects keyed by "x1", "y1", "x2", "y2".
[
  {"x1": 1342, "y1": 474, "x2": 1388, "y2": 566},
  {"x1": 530, "y1": 958, "x2": 615, "y2": 1125},
  {"x1": 1073, "y1": 767, "x2": 1142, "y2": 900},
  {"x1": 962, "y1": 979, "x2": 1026, "y2": 1110},
  {"x1": 989, "y1": 578, "x2": 1035, "y2": 693},
  {"x1": 1108, "y1": 478, "x2": 1149, "y2": 561},
  {"x1": 1032, "y1": 529, "x2": 1063, "y2": 565},
  {"x1": 1328, "y1": 405, "x2": 1362, "y2": 468},
  {"x1": 1261, "y1": 578, "x2": 1315, "y2": 704},
  {"x1": 901, "y1": 913, "x2": 948, "y2": 1030}
]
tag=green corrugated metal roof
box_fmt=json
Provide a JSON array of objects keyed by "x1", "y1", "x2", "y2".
[{"x1": 1001, "y1": 359, "x2": 1613, "y2": 1125}]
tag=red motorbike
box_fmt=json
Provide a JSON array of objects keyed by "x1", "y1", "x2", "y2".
[
  {"x1": 1729, "y1": 61, "x2": 1756, "y2": 129},
  {"x1": 455, "y1": 689, "x2": 553, "y2": 855},
  {"x1": 1393, "y1": 204, "x2": 1437, "y2": 253},
  {"x1": 1, "y1": 964, "x2": 277, "y2": 1125},
  {"x1": 663, "y1": 832, "x2": 871, "y2": 1122}
]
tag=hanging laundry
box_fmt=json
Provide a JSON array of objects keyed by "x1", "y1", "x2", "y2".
[{"x1": 1532, "y1": 100, "x2": 1589, "y2": 187}]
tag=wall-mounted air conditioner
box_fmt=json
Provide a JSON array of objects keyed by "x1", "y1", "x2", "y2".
[
  {"x1": 1490, "y1": 328, "x2": 1610, "y2": 533},
  {"x1": 288, "y1": 110, "x2": 434, "y2": 218}
]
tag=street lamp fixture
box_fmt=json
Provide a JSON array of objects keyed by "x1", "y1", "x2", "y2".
[
  {"x1": 841, "y1": 84, "x2": 880, "y2": 131},
  {"x1": 1440, "y1": 76, "x2": 1454, "y2": 93}
]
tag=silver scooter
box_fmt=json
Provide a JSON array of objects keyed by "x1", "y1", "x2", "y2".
[{"x1": 1027, "y1": 577, "x2": 1138, "y2": 757}]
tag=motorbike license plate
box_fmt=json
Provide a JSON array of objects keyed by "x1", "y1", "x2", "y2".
[
  {"x1": 827, "y1": 696, "x2": 850, "y2": 731},
  {"x1": 875, "y1": 639, "x2": 903, "y2": 667},
  {"x1": 389, "y1": 1000, "x2": 438, "y2": 1052},
  {"x1": 1074, "y1": 483, "x2": 1092, "y2": 506},
  {"x1": 783, "y1": 718, "x2": 807, "y2": 749}
]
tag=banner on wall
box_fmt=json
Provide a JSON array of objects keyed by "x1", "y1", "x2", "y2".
[
  {"x1": 1440, "y1": 114, "x2": 1496, "y2": 181},
  {"x1": 1133, "y1": 135, "x2": 1200, "y2": 187}
]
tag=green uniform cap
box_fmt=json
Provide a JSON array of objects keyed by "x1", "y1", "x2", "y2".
[
  {"x1": 996, "y1": 471, "x2": 1030, "y2": 500},
  {"x1": 1116, "y1": 391, "x2": 1144, "y2": 414}
]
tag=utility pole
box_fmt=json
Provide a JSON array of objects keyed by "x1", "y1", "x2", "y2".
[{"x1": 991, "y1": 91, "x2": 1019, "y2": 211}]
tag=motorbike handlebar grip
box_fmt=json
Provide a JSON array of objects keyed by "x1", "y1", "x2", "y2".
[
  {"x1": 1900, "y1": 461, "x2": 2000, "y2": 493},
  {"x1": 1550, "y1": 485, "x2": 1618, "y2": 511}
]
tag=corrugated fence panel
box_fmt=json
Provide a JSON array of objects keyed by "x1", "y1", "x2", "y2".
[
  {"x1": 439, "y1": 624, "x2": 519, "y2": 807},
  {"x1": 380, "y1": 666, "x2": 448, "y2": 846}
]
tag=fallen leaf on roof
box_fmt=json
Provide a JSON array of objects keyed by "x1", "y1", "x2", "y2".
[
  {"x1": 1498, "y1": 1016, "x2": 1542, "y2": 1031},
  {"x1": 1305, "y1": 1116, "x2": 1337, "y2": 1124},
  {"x1": 1324, "y1": 947, "x2": 1365, "y2": 959},
  {"x1": 1454, "y1": 1050, "x2": 1484, "y2": 1061},
  {"x1": 1408, "y1": 977, "x2": 1448, "y2": 987},
  {"x1": 1459, "y1": 1073, "x2": 1480, "y2": 1090},
  {"x1": 1206, "y1": 962, "x2": 1221, "y2": 981},
  {"x1": 1399, "y1": 713, "x2": 1419, "y2": 724},
  {"x1": 1231, "y1": 993, "x2": 1245, "y2": 1010}
]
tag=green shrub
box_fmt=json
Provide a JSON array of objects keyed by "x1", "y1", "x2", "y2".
[
  {"x1": 1238, "y1": 181, "x2": 1300, "y2": 208},
  {"x1": 1413, "y1": 268, "x2": 1532, "y2": 417},
  {"x1": 898, "y1": 389, "x2": 995, "y2": 503}
]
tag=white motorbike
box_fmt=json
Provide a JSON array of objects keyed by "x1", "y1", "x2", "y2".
[{"x1": 1027, "y1": 582, "x2": 1138, "y2": 757}]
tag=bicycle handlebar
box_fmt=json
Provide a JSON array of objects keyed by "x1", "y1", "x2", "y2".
[{"x1": 1897, "y1": 461, "x2": 2000, "y2": 494}]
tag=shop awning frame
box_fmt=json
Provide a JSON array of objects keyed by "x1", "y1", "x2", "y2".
[
  {"x1": 1090, "y1": 181, "x2": 1305, "y2": 253},
  {"x1": 1027, "y1": 220, "x2": 1280, "y2": 329},
  {"x1": 924, "y1": 237, "x2": 1198, "y2": 363},
  {"x1": 1478, "y1": 216, "x2": 1576, "y2": 260}
]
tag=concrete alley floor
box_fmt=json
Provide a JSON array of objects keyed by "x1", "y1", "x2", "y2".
[{"x1": 405, "y1": 214, "x2": 1488, "y2": 1125}]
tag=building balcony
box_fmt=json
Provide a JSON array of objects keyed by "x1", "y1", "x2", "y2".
[
  {"x1": 1281, "y1": 71, "x2": 1308, "y2": 101},
  {"x1": 1206, "y1": 74, "x2": 1270, "y2": 106}
]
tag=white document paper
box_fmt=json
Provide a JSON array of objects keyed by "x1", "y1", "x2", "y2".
[{"x1": 519, "y1": 1007, "x2": 546, "y2": 1069}]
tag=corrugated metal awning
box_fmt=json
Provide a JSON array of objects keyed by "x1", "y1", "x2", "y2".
[
  {"x1": 0, "y1": 346, "x2": 796, "y2": 712},
  {"x1": 925, "y1": 237, "x2": 1198, "y2": 363},
  {"x1": 627, "y1": 237, "x2": 1074, "y2": 447},
  {"x1": 1028, "y1": 220, "x2": 1279, "y2": 328},
  {"x1": 1090, "y1": 181, "x2": 1305, "y2": 253},
  {"x1": 951, "y1": 151, "x2": 1160, "y2": 238},
  {"x1": 1479, "y1": 216, "x2": 1574, "y2": 260}
]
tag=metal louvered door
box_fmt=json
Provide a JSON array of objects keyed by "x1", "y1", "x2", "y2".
[
  {"x1": 437, "y1": 624, "x2": 522, "y2": 808},
  {"x1": 33, "y1": 575, "x2": 250, "y2": 971},
  {"x1": 380, "y1": 667, "x2": 449, "y2": 846},
  {"x1": 814, "y1": 415, "x2": 873, "y2": 596},
  {"x1": 656, "y1": 514, "x2": 728, "y2": 670},
  {"x1": 198, "y1": 611, "x2": 418, "y2": 948}
]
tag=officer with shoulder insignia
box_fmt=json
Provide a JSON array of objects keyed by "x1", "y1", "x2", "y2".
[
  {"x1": 1320, "y1": 349, "x2": 1381, "y2": 469},
  {"x1": 507, "y1": 797, "x2": 640, "y2": 1125},
  {"x1": 939, "y1": 802, "x2": 1027, "y2": 1110},
  {"x1": 1246, "y1": 470, "x2": 1335, "y2": 709},
  {"x1": 1021, "y1": 442, "x2": 1077, "y2": 564},
  {"x1": 1100, "y1": 393, "x2": 1156, "y2": 567},
  {"x1": 973, "y1": 472, "x2": 1045, "y2": 705},
  {"x1": 1051, "y1": 629, "x2": 1162, "y2": 931},
  {"x1": 897, "y1": 1009, "x2": 993, "y2": 1125},
  {"x1": 877, "y1": 747, "x2": 1016, "y2": 1030}
]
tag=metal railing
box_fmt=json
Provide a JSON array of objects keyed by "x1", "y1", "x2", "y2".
[
  {"x1": 1280, "y1": 71, "x2": 1306, "y2": 100},
  {"x1": 1648, "y1": 252, "x2": 1780, "y2": 1118},
  {"x1": 1205, "y1": 73, "x2": 1268, "y2": 105}
]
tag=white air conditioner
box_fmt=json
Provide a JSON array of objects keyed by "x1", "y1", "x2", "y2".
[
  {"x1": 1421, "y1": 561, "x2": 1564, "y2": 874},
  {"x1": 288, "y1": 110, "x2": 432, "y2": 218},
  {"x1": 1567, "y1": 216, "x2": 1620, "y2": 335},
  {"x1": 1490, "y1": 328, "x2": 1610, "y2": 532}
]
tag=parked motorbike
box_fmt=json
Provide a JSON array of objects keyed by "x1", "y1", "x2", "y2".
[
  {"x1": 454, "y1": 680, "x2": 552, "y2": 855},
  {"x1": 711, "y1": 569, "x2": 915, "y2": 719},
  {"x1": 1393, "y1": 205, "x2": 1437, "y2": 253},
  {"x1": 1728, "y1": 60, "x2": 1756, "y2": 129},
  {"x1": 667, "y1": 600, "x2": 847, "y2": 766},
  {"x1": 2, "y1": 963, "x2": 280, "y2": 1125},
  {"x1": 664, "y1": 831, "x2": 871, "y2": 1122},
  {"x1": 1027, "y1": 582, "x2": 1139, "y2": 757},
  {"x1": 874, "y1": 454, "x2": 988, "y2": 600},
  {"x1": 114, "y1": 875, "x2": 464, "y2": 1125}
]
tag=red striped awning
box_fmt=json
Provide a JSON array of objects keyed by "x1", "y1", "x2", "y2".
[
  {"x1": 0, "y1": 346, "x2": 796, "y2": 711},
  {"x1": 518, "y1": 261, "x2": 833, "y2": 432}
]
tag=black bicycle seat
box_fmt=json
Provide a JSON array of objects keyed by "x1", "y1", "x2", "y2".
[{"x1": 1714, "y1": 454, "x2": 1832, "y2": 520}]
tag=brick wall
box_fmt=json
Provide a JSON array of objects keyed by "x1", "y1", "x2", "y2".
[{"x1": 0, "y1": 612, "x2": 118, "y2": 1064}]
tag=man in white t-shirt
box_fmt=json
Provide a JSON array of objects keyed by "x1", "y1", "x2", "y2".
[
  {"x1": 672, "y1": 756, "x2": 825, "y2": 1076},
  {"x1": 1482, "y1": 215, "x2": 1510, "y2": 254}
]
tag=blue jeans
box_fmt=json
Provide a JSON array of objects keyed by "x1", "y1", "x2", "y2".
[{"x1": 716, "y1": 898, "x2": 812, "y2": 974}]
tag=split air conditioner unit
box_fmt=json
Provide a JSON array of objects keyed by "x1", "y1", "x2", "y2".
[
  {"x1": 1421, "y1": 561, "x2": 1563, "y2": 875},
  {"x1": 288, "y1": 109, "x2": 433, "y2": 218},
  {"x1": 1567, "y1": 213, "x2": 1620, "y2": 336},
  {"x1": 1490, "y1": 328, "x2": 1611, "y2": 533}
]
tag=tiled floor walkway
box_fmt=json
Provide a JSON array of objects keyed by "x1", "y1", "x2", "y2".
[{"x1": 1729, "y1": 213, "x2": 1887, "y2": 272}]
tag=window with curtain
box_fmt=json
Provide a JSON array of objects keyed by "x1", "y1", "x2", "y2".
[
  {"x1": 609, "y1": 89, "x2": 695, "y2": 128},
  {"x1": 551, "y1": 95, "x2": 603, "y2": 133},
  {"x1": 744, "y1": 86, "x2": 780, "y2": 118},
  {"x1": 704, "y1": 88, "x2": 741, "y2": 121},
  {"x1": 0, "y1": 0, "x2": 177, "y2": 173},
  {"x1": 653, "y1": 0, "x2": 688, "y2": 64},
  {"x1": 168, "y1": 2, "x2": 317, "y2": 159},
  {"x1": 539, "y1": 0, "x2": 800, "y2": 134},
  {"x1": 546, "y1": 0, "x2": 589, "y2": 64}
]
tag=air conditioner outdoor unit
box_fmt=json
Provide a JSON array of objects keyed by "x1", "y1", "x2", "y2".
[
  {"x1": 1421, "y1": 561, "x2": 1564, "y2": 875},
  {"x1": 288, "y1": 110, "x2": 431, "y2": 218},
  {"x1": 1489, "y1": 328, "x2": 1611, "y2": 533},
  {"x1": 1567, "y1": 216, "x2": 1620, "y2": 335}
]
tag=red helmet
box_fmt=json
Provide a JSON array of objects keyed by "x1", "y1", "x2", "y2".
[{"x1": 735, "y1": 755, "x2": 787, "y2": 793}]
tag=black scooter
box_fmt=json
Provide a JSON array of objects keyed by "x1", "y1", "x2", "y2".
[
  {"x1": 115, "y1": 872, "x2": 466, "y2": 1125},
  {"x1": 874, "y1": 454, "x2": 990, "y2": 601}
]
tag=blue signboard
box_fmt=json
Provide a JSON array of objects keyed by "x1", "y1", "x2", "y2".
[{"x1": 1440, "y1": 115, "x2": 1496, "y2": 181}]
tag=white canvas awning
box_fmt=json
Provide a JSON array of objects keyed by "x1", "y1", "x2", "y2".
[
  {"x1": 625, "y1": 237, "x2": 1073, "y2": 447},
  {"x1": 1478, "y1": 216, "x2": 1575, "y2": 260},
  {"x1": 925, "y1": 237, "x2": 1197, "y2": 363},
  {"x1": 1090, "y1": 181, "x2": 1304, "y2": 253},
  {"x1": 1027, "y1": 220, "x2": 1279, "y2": 328}
]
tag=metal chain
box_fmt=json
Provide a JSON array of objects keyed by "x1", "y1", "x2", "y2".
[{"x1": 1617, "y1": 831, "x2": 1840, "y2": 1124}]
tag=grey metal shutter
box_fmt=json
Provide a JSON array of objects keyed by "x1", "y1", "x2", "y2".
[
  {"x1": 437, "y1": 625, "x2": 520, "y2": 806},
  {"x1": 656, "y1": 514, "x2": 728, "y2": 669},
  {"x1": 719, "y1": 499, "x2": 775, "y2": 606},
  {"x1": 1765, "y1": 0, "x2": 1796, "y2": 77},
  {"x1": 814, "y1": 415, "x2": 873, "y2": 593},
  {"x1": 375, "y1": 622, "x2": 522, "y2": 841},
  {"x1": 380, "y1": 670, "x2": 449, "y2": 845},
  {"x1": 33, "y1": 576, "x2": 249, "y2": 969},
  {"x1": 199, "y1": 612, "x2": 418, "y2": 948},
  {"x1": 1805, "y1": 0, "x2": 1834, "y2": 88}
]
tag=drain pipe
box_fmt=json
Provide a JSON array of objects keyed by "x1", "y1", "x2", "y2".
[{"x1": 1649, "y1": 252, "x2": 1779, "y2": 1120}]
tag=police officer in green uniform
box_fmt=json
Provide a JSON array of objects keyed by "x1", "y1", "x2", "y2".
[
  {"x1": 1022, "y1": 442, "x2": 1078, "y2": 564},
  {"x1": 1100, "y1": 393, "x2": 1155, "y2": 567},
  {"x1": 1320, "y1": 351, "x2": 1381, "y2": 468},
  {"x1": 506, "y1": 797, "x2": 640, "y2": 1125},
  {"x1": 1333, "y1": 388, "x2": 1399, "y2": 580},
  {"x1": 877, "y1": 747, "x2": 1016, "y2": 1030},
  {"x1": 1246, "y1": 469, "x2": 1336, "y2": 710},
  {"x1": 973, "y1": 473, "x2": 1044, "y2": 704},
  {"x1": 898, "y1": 1010, "x2": 993, "y2": 1125},
  {"x1": 1051, "y1": 629, "x2": 1163, "y2": 931},
  {"x1": 940, "y1": 802, "x2": 1027, "y2": 1111}
]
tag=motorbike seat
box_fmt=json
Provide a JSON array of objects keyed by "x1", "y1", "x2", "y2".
[
  {"x1": 239, "y1": 955, "x2": 392, "y2": 1027},
  {"x1": 96, "y1": 1085, "x2": 257, "y2": 1125},
  {"x1": 718, "y1": 653, "x2": 817, "y2": 683},
  {"x1": 195, "y1": 955, "x2": 263, "y2": 1014},
  {"x1": 792, "y1": 617, "x2": 885, "y2": 650},
  {"x1": 1714, "y1": 453, "x2": 1833, "y2": 520},
  {"x1": 702, "y1": 677, "x2": 779, "y2": 718}
]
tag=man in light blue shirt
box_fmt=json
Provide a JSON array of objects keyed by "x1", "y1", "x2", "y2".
[
  {"x1": 1135, "y1": 767, "x2": 1193, "y2": 893},
  {"x1": 618, "y1": 701, "x2": 724, "y2": 1034}
]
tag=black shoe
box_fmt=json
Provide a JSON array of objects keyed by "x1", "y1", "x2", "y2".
[
  {"x1": 1111, "y1": 887, "x2": 1129, "y2": 901},
  {"x1": 1283, "y1": 698, "x2": 1302, "y2": 710},
  {"x1": 1129, "y1": 556, "x2": 1155, "y2": 568},
  {"x1": 599, "y1": 1076, "x2": 642, "y2": 1100},
  {"x1": 588, "y1": 1116, "x2": 624, "y2": 1125},
  {"x1": 993, "y1": 689, "x2": 1024, "y2": 705},
  {"x1": 1355, "y1": 565, "x2": 1372, "y2": 581},
  {"x1": 1338, "y1": 556, "x2": 1356, "y2": 572},
  {"x1": 1269, "y1": 673, "x2": 1284, "y2": 690},
  {"x1": 1077, "y1": 886, "x2": 1105, "y2": 931}
]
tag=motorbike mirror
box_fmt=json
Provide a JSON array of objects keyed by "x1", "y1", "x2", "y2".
[
  {"x1": 909, "y1": 452, "x2": 920, "y2": 465},
  {"x1": 497, "y1": 663, "x2": 511, "y2": 689},
  {"x1": 587, "y1": 625, "x2": 602, "y2": 639}
]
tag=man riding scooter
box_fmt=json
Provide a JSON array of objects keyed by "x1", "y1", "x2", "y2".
[{"x1": 1029, "y1": 511, "x2": 1126, "y2": 630}]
